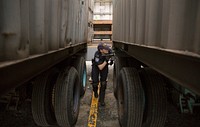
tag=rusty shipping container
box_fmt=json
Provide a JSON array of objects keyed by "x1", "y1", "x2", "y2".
[
  {"x1": 113, "y1": 0, "x2": 200, "y2": 93},
  {"x1": 0, "y1": 0, "x2": 88, "y2": 93},
  {"x1": 0, "y1": 0, "x2": 88, "y2": 126},
  {"x1": 112, "y1": 0, "x2": 200, "y2": 126}
]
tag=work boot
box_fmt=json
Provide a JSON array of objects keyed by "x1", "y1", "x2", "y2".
[
  {"x1": 99, "y1": 91, "x2": 105, "y2": 106},
  {"x1": 93, "y1": 84, "x2": 98, "y2": 98},
  {"x1": 99, "y1": 81, "x2": 107, "y2": 106}
]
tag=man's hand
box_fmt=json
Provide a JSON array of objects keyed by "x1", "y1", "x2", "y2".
[
  {"x1": 98, "y1": 61, "x2": 108, "y2": 70},
  {"x1": 105, "y1": 56, "x2": 111, "y2": 61},
  {"x1": 109, "y1": 60, "x2": 113, "y2": 65}
]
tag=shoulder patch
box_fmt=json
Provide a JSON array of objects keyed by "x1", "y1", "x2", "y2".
[{"x1": 95, "y1": 57, "x2": 99, "y2": 62}]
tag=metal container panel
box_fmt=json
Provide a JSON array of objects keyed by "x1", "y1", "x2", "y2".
[
  {"x1": 66, "y1": 0, "x2": 73, "y2": 44},
  {"x1": 129, "y1": 0, "x2": 137, "y2": 43},
  {"x1": 48, "y1": 0, "x2": 60, "y2": 50},
  {"x1": 59, "y1": 0, "x2": 69, "y2": 48},
  {"x1": 144, "y1": 0, "x2": 162, "y2": 46},
  {"x1": 29, "y1": 0, "x2": 48, "y2": 55},
  {"x1": 73, "y1": 0, "x2": 78, "y2": 44},
  {"x1": 136, "y1": 0, "x2": 146, "y2": 45},
  {"x1": 88, "y1": 27, "x2": 94, "y2": 43},
  {"x1": 121, "y1": 0, "x2": 124, "y2": 41},
  {"x1": 0, "y1": 0, "x2": 30, "y2": 60},
  {"x1": 0, "y1": 0, "x2": 88, "y2": 61},
  {"x1": 120, "y1": 0, "x2": 123, "y2": 40},
  {"x1": 84, "y1": 0, "x2": 89, "y2": 42},
  {"x1": 125, "y1": 0, "x2": 130, "y2": 42},
  {"x1": 88, "y1": 11, "x2": 93, "y2": 22},
  {"x1": 113, "y1": 0, "x2": 200, "y2": 55},
  {"x1": 88, "y1": 0, "x2": 94, "y2": 11}
]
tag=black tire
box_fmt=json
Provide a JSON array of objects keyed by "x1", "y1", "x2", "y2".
[
  {"x1": 32, "y1": 70, "x2": 58, "y2": 126},
  {"x1": 140, "y1": 68, "x2": 167, "y2": 127},
  {"x1": 54, "y1": 67, "x2": 80, "y2": 127},
  {"x1": 171, "y1": 88, "x2": 180, "y2": 107},
  {"x1": 73, "y1": 57, "x2": 87, "y2": 97},
  {"x1": 117, "y1": 67, "x2": 145, "y2": 127},
  {"x1": 113, "y1": 56, "x2": 127, "y2": 99}
]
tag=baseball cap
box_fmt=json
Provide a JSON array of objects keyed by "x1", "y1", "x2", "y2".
[{"x1": 97, "y1": 42, "x2": 111, "y2": 51}]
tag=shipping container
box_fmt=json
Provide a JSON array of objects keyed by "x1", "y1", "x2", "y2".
[
  {"x1": 113, "y1": 0, "x2": 200, "y2": 126},
  {"x1": 88, "y1": 0, "x2": 94, "y2": 43},
  {"x1": 0, "y1": 0, "x2": 88, "y2": 126}
]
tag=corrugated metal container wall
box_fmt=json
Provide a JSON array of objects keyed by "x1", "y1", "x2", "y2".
[
  {"x1": 66, "y1": 0, "x2": 88, "y2": 45},
  {"x1": 0, "y1": 0, "x2": 88, "y2": 61},
  {"x1": 113, "y1": 0, "x2": 200, "y2": 55},
  {"x1": 88, "y1": 0, "x2": 94, "y2": 22},
  {"x1": 0, "y1": 0, "x2": 30, "y2": 60},
  {"x1": 88, "y1": 0, "x2": 94, "y2": 12},
  {"x1": 82, "y1": 0, "x2": 89, "y2": 43},
  {"x1": 88, "y1": 0, "x2": 94, "y2": 43}
]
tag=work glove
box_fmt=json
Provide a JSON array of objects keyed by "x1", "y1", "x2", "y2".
[
  {"x1": 109, "y1": 60, "x2": 113, "y2": 65},
  {"x1": 105, "y1": 56, "x2": 111, "y2": 61},
  {"x1": 102, "y1": 55, "x2": 110, "y2": 62}
]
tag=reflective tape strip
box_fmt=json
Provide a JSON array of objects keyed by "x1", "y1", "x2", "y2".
[{"x1": 88, "y1": 84, "x2": 100, "y2": 127}]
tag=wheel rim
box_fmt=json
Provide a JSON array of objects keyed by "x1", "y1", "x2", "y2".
[{"x1": 82, "y1": 64, "x2": 87, "y2": 89}]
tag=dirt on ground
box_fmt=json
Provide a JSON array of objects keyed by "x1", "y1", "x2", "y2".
[{"x1": 0, "y1": 62, "x2": 200, "y2": 127}]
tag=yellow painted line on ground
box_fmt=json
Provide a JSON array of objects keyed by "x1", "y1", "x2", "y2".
[{"x1": 88, "y1": 85, "x2": 100, "y2": 127}]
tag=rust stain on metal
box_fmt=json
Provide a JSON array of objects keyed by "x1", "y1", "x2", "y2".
[{"x1": 2, "y1": 32, "x2": 16, "y2": 37}]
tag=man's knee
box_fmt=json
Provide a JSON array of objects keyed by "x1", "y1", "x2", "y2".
[
  {"x1": 101, "y1": 81, "x2": 107, "y2": 90},
  {"x1": 92, "y1": 83, "x2": 98, "y2": 87},
  {"x1": 92, "y1": 83, "x2": 99, "y2": 91},
  {"x1": 92, "y1": 71, "x2": 99, "y2": 83}
]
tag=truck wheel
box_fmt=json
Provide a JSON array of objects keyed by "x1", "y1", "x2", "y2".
[
  {"x1": 171, "y1": 88, "x2": 180, "y2": 107},
  {"x1": 32, "y1": 70, "x2": 58, "y2": 126},
  {"x1": 140, "y1": 68, "x2": 167, "y2": 127},
  {"x1": 113, "y1": 56, "x2": 127, "y2": 99},
  {"x1": 54, "y1": 67, "x2": 80, "y2": 127},
  {"x1": 117, "y1": 67, "x2": 145, "y2": 127},
  {"x1": 73, "y1": 57, "x2": 87, "y2": 97}
]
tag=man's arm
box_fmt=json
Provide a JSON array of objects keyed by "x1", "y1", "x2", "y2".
[{"x1": 98, "y1": 61, "x2": 107, "y2": 70}]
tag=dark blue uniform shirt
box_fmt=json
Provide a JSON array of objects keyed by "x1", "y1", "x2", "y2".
[{"x1": 92, "y1": 51, "x2": 108, "y2": 83}]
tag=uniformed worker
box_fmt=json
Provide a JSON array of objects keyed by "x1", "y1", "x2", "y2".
[{"x1": 91, "y1": 42, "x2": 113, "y2": 106}]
